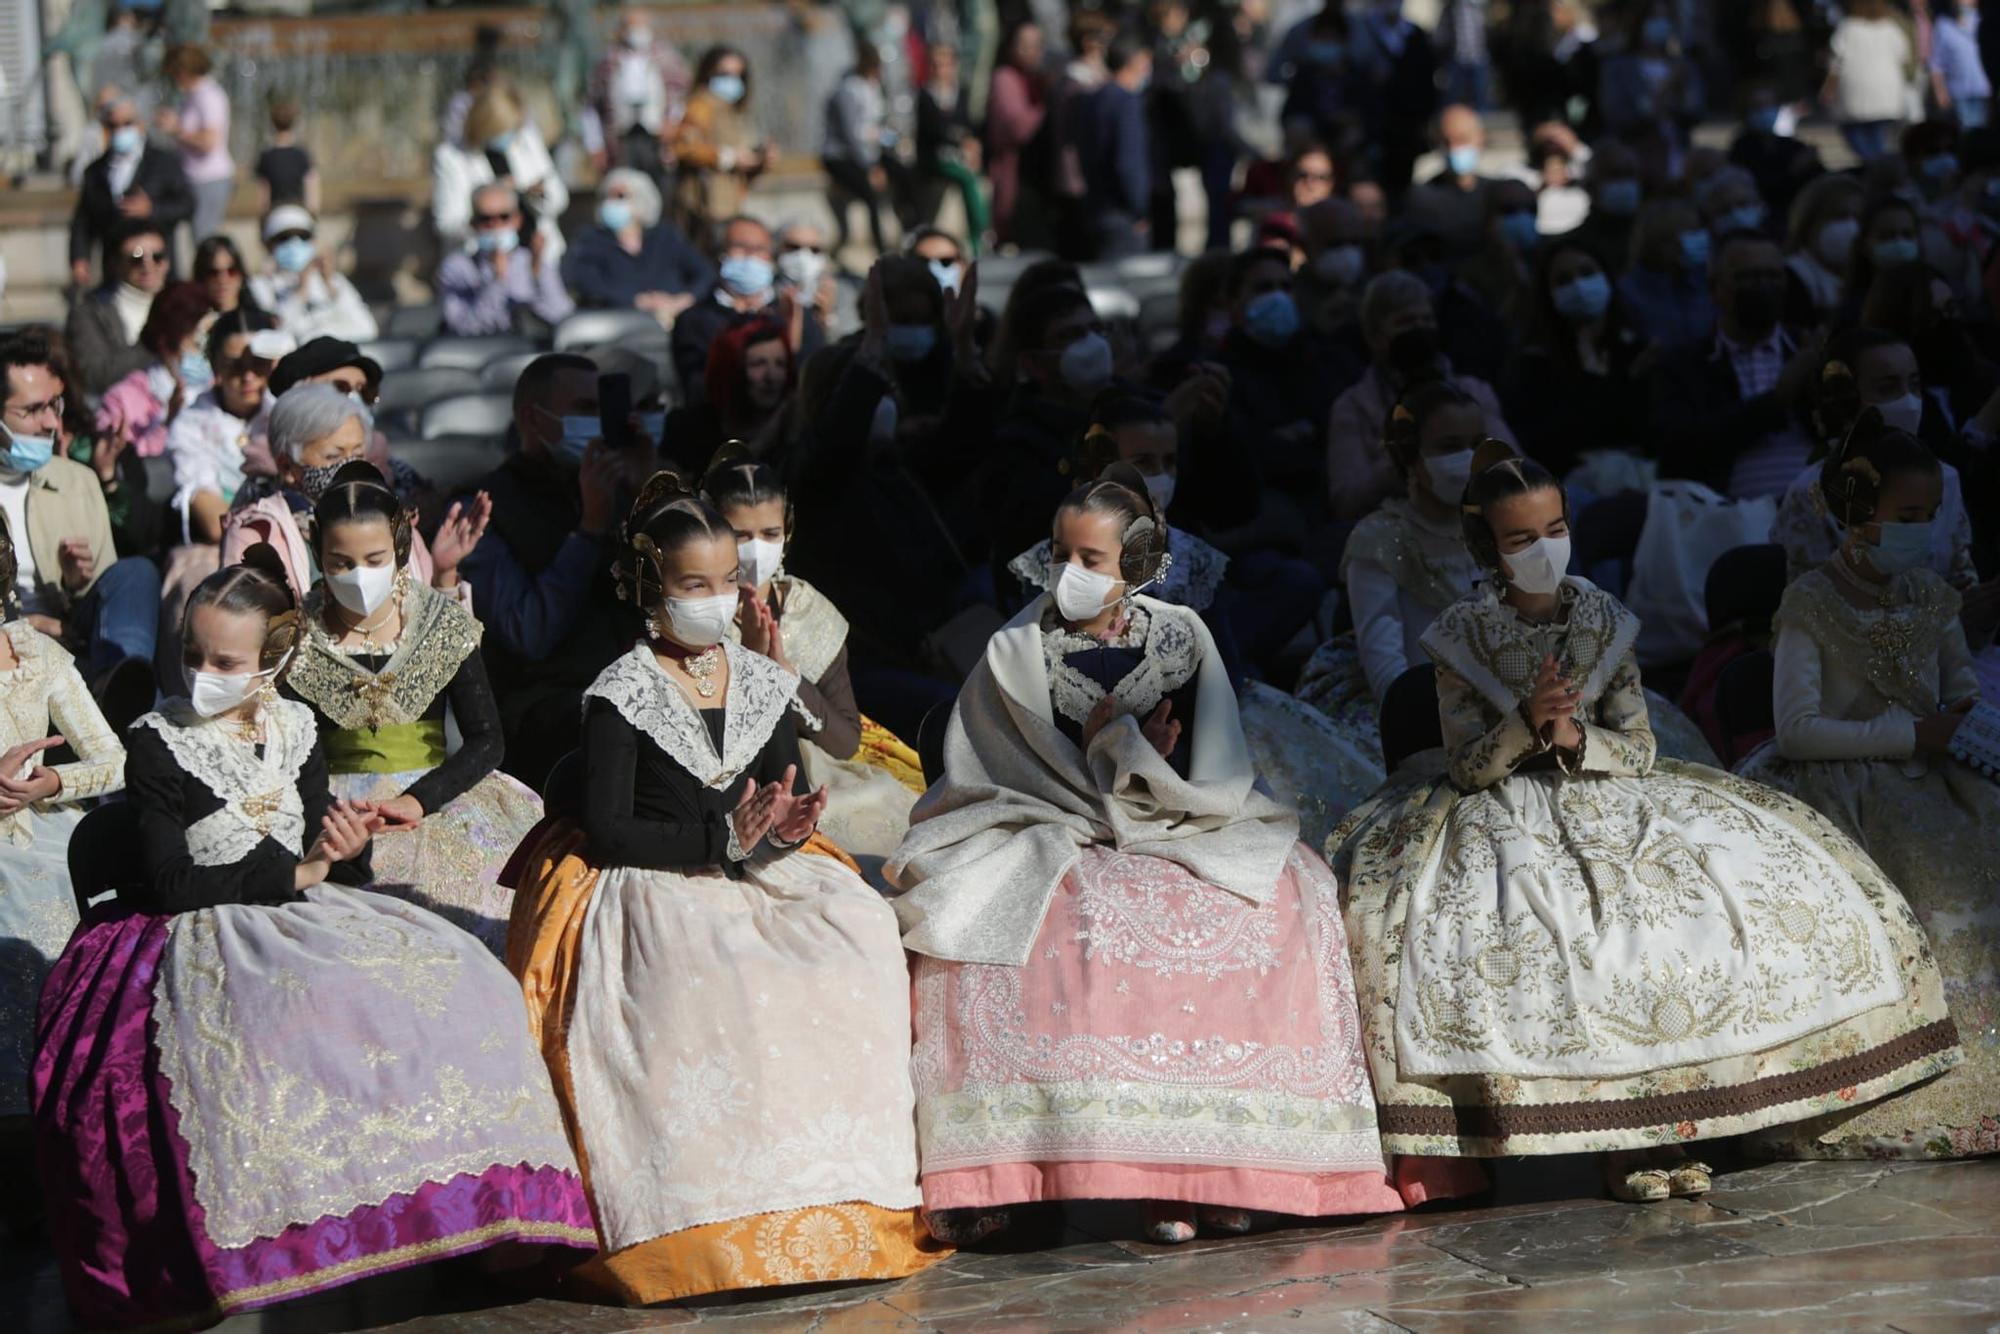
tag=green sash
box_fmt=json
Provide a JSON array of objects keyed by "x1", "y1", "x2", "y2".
[{"x1": 325, "y1": 720, "x2": 445, "y2": 775}]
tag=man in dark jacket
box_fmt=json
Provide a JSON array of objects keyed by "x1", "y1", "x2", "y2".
[
  {"x1": 670, "y1": 215, "x2": 825, "y2": 406},
  {"x1": 63, "y1": 217, "x2": 171, "y2": 400},
  {"x1": 69, "y1": 92, "x2": 192, "y2": 288},
  {"x1": 1651, "y1": 230, "x2": 1821, "y2": 499},
  {"x1": 1075, "y1": 34, "x2": 1155, "y2": 260}
]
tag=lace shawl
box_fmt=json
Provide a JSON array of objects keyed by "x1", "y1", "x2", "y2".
[
  {"x1": 1420, "y1": 579, "x2": 1640, "y2": 717},
  {"x1": 584, "y1": 642, "x2": 800, "y2": 792},
  {"x1": 133, "y1": 699, "x2": 317, "y2": 864},
  {"x1": 1773, "y1": 567, "x2": 1963, "y2": 721},
  {"x1": 287, "y1": 582, "x2": 482, "y2": 730},
  {"x1": 1041, "y1": 603, "x2": 1202, "y2": 727}
]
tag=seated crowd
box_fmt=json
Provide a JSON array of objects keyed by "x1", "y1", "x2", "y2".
[{"x1": 4, "y1": 8, "x2": 1999, "y2": 1328}]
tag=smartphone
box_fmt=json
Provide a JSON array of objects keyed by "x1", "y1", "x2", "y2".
[{"x1": 599, "y1": 372, "x2": 633, "y2": 451}]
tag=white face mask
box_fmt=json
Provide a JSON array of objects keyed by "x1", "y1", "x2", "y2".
[
  {"x1": 1050, "y1": 560, "x2": 1121, "y2": 622},
  {"x1": 325, "y1": 563, "x2": 397, "y2": 618},
  {"x1": 663, "y1": 592, "x2": 737, "y2": 648},
  {"x1": 737, "y1": 537, "x2": 785, "y2": 589},
  {"x1": 1502, "y1": 534, "x2": 1572, "y2": 596},
  {"x1": 1873, "y1": 392, "x2": 1924, "y2": 436},
  {"x1": 1423, "y1": 449, "x2": 1475, "y2": 503},
  {"x1": 186, "y1": 666, "x2": 272, "y2": 719},
  {"x1": 776, "y1": 247, "x2": 825, "y2": 293},
  {"x1": 1143, "y1": 472, "x2": 1177, "y2": 513}
]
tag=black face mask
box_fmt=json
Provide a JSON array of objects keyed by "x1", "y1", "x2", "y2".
[
  {"x1": 1731, "y1": 284, "x2": 1781, "y2": 339},
  {"x1": 1388, "y1": 326, "x2": 1443, "y2": 381}
]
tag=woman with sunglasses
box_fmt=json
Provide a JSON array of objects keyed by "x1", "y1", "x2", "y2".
[
  {"x1": 193, "y1": 235, "x2": 268, "y2": 322},
  {"x1": 165, "y1": 309, "x2": 288, "y2": 545}
]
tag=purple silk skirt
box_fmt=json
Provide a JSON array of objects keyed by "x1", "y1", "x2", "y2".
[{"x1": 31, "y1": 909, "x2": 595, "y2": 1329}]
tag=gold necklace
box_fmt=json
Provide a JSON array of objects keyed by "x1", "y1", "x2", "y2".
[{"x1": 682, "y1": 645, "x2": 722, "y2": 698}]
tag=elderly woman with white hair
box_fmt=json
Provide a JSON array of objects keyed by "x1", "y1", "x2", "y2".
[
  {"x1": 560, "y1": 166, "x2": 715, "y2": 322},
  {"x1": 220, "y1": 385, "x2": 489, "y2": 607}
]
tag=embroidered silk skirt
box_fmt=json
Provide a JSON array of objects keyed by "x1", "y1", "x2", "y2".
[
  {"x1": 1238, "y1": 680, "x2": 1384, "y2": 854},
  {"x1": 504, "y1": 821, "x2": 943, "y2": 1304},
  {"x1": 1, "y1": 808, "x2": 82, "y2": 1118},
  {"x1": 1735, "y1": 748, "x2": 2000, "y2": 1159},
  {"x1": 32, "y1": 886, "x2": 594, "y2": 1330},
  {"x1": 328, "y1": 767, "x2": 544, "y2": 958},
  {"x1": 910, "y1": 843, "x2": 1468, "y2": 1215},
  {"x1": 1327, "y1": 757, "x2": 1960, "y2": 1157}
]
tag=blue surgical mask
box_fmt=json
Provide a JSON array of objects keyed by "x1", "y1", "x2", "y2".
[
  {"x1": 475, "y1": 228, "x2": 520, "y2": 255},
  {"x1": 1553, "y1": 271, "x2": 1612, "y2": 322},
  {"x1": 1922, "y1": 153, "x2": 1960, "y2": 180},
  {"x1": 540, "y1": 409, "x2": 599, "y2": 465},
  {"x1": 1722, "y1": 203, "x2": 1766, "y2": 233},
  {"x1": 109, "y1": 125, "x2": 143, "y2": 156},
  {"x1": 1499, "y1": 211, "x2": 1540, "y2": 251},
  {"x1": 718, "y1": 254, "x2": 774, "y2": 298},
  {"x1": 1869, "y1": 520, "x2": 1935, "y2": 576},
  {"x1": 598, "y1": 199, "x2": 634, "y2": 233},
  {"x1": 1447, "y1": 145, "x2": 1481, "y2": 178},
  {"x1": 1679, "y1": 229, "x2": 1711, "y2": 269},
  {"x1": 273, "y1": 238, "x2": 315, "y2": 274},
  {"x1": 1596, "y1": 179, "x2": 1642, "y2": 217},
  {"x1": 487, "y1": 131, "x2": 516, "y2": 154},
  {"x1": 1243, "y1": 289, "x2": 1301, "y2": 347},
  {"x1": 0, "y1": 424, "x2": 55, "y2": 474},
  {"x1": 179, "y1": 351, "x2": 214, "y2": 390},
  {"x1": 1306, "y1": 40, "x2": 1345, "y2": 66},
  {"x1": 1642, "y1": 15, "x2": 1674, "y2": 47},
  {"x1": 1746, "y1": 106, "x2": 1781, "y2": 134},
  {"x1": 927, "y1": 259, "x2": 964, "y2": 295},
  {"x1": 1872, "y1": 237, "x2": 1921, "y2": 267},
  {"x1": 709, "y1": 73, "x2": 747, "y2": 105},
  {"x1": 885, "y1": 323, "x2": 938, "y2": 362}
]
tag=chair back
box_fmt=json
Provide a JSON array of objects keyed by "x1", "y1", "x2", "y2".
[
  {"x1": 66, "y1": 801, "x2": 142, "y2": 913},
  {"x1": 1379, "y1": 664, "x2": 1443, "y2": 773}
]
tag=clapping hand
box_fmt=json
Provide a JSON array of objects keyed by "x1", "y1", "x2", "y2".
[
  {"x1": 0, "y1": 737, "x2": 64, "y2": 816},
  {"x1": 737, "y1": 586, "x2": 789, "y2": 667},
  {"x1": 731, "y1": 774, "x2": 785, "y2": 851},
  {"x1": 1141, "y1": 700, "x2": 1181, "y2": 758},
  {"x1": 57, "y1": 538, "x2": 95, "y2": 593},
  {"x1": 1916, "y1": 696, "x2": 1977, "y2": 754},
  {"x1": 306, "y1": 800, "x2": 380, "y2": 866},
  {"x1": 770, "y1": 768, "x2": 829, "y2": 845},
  {"x1": 1527, "y1": 654, "x2": 1583, "y2": 750},
  {"x1": 429, "y1": 491, "x2": 492, "y2": 580}
]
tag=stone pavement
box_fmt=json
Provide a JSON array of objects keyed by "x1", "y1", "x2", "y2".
[{"x1": 9, "y1": 1155, "x2": 2000, "y2": 1331}]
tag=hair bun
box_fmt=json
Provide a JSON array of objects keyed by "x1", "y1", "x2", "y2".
[
  {"x1": 235, "y1": 542, "x2": 296, "y2": 606},
  {"x1": 1469, "y1": 438, "x2": 1518, "y2": 478},
  {"x1": 702, "y1": 440, "x2": 755, "y2": 486},
  {"x1": 330, "y1": 458, "x2": 392, "y2": 493},
  {"x1": 1098, "y1": 460, "x2": 1157, "y2": 523},
  {"x1": 628, "y1": 468, "x2": 698, "y2": 525}
]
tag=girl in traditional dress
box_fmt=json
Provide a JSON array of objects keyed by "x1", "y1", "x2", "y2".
[
  {"x1": 0, "y1": 516, "x2": 124, "y2": 1121},
  {"x1": 504, "y1": 472, "x2": 941, "y2": 1303},
  {"x1": 1739, "y1": 418, "x2": 2000, "y2": 1159},
  {"x1": 1298, "y1": 383, "x2": 1718, "y2": 767},
  {"x1": 702, "y1": 452, "x2": 923, "y2": 873},
  {"x1": 280, "y1": 462, "x2": 542, "y2": 955},
  {"x1": 1003, "y1": 391, "x2": 1382, "y2": 848},
  {"x1": 1325, "y1": 444, "x2": 1959, "y2": 1201},
  {"x1": 891, "y1": 468, "x2": 1461, "y2": 1247},
  {"x1": 33, "y1": 551, "x2": 592, "y2": 1330}
]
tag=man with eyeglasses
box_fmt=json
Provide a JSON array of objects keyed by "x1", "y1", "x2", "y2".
[
  {"x1": 63, "y1": 217, "x2": 172, "y2": 400},
  {"x1": 69, "y1": 89, "x2": 193, "y2": 291},
  {"x1": 437, "y1": 184, "x2": 575, "y2": 337},
  {"x1": 0, "y1": 331, "x2": 161, "y2": 719}
]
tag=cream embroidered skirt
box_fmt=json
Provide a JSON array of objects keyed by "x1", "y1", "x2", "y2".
[
  {"x1": 0, "y1": 807, "x2": 82, "y2": 1117},
  {"x1": 1328, "y1": 758, "x2": 1959, "y2": 1156},
  {"x1": 1736, "y1": 748, "x2": 2000, "y2": 1159}
]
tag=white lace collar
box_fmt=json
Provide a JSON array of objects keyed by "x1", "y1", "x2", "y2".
[
  {"x1": 584, "y1": 641, "x2": 800, "y2": 790},
  {"x1": 1419, "y1": 578, "x2": 1639, "y2": 716},
  {"x1": 1039, "y1": 602, "x2": 1203, "y2": 728},
  {"x1": 1008, "y1": 528, "x2": 1229, "y2": 612},
  {"x1": 134, "y1": 698, "x2": 317, "y2": 863}
]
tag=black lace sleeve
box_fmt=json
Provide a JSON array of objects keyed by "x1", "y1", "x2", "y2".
[
  {"x1": 579, "y1": 697, "x2": 733, "y2": 873},
  {"x1": 126, "y1": 727, "x2": 300, "y2": 913}
]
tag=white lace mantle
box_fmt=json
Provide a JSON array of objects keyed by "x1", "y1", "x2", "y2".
[
  {"x1": 585, "y1": 642, "x2": 801, "y2": 791},
  {"x1": 1009, "y1": 528, "x2": 1229, "y2": 612},
  {"x1": 1420, "y1": 579, "x2": 1639, "y2": 716},
  {"x1": 134, "y1": 700, "x2": 317, "y2": 864},
  {"x1": 1041, "y1": 603, "x2": 1203, "y2": 729}
]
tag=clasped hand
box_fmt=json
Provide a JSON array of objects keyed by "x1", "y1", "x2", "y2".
[
  {"x1": 731, "y1": 764, "x2": 828, "y2": 851},
  {"x1": 1080, "y1": 698, "x2": 1182, "y2": 758},
  {"x1": 0, "y1": 736, "x2": 65, "y2": 816},
  {"x1": 1526, "y1": 654, "x2": 1584, "y2": 752}
]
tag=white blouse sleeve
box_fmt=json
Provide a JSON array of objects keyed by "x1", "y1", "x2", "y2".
[
  {"x1": 1940, "y1": 619, "x2": 1981, "y2": 707},
  {"x1": 1773, "y1": 623, "x2": 1917, "y2": 761},
  {"x1": 1347, "y1": 560, "x2": 1409, "y2": 708}
]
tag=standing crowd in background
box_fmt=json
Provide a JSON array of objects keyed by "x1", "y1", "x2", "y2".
[{"x1": 5, "y1": 0, "x2": 2000, "y2": 1327}]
